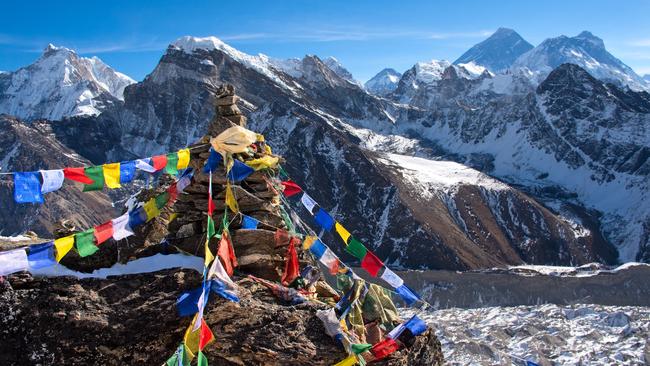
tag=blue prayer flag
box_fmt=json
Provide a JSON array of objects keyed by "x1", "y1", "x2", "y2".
[
  {"x1": 203, "y1": 149, "x2": 222, "y2": 173},
  {"x1": 27, "y1": 242, "x2": 56, "y2": 269},
  {"x1": 14, "y1": 172, "x2": 44, "y2": 203},
  {"x1": 395, "y1": 284, "x2": 420, "y2": 306},
  {"x1": 210, "y1": 279, "x2": 240, "y2": 302},
  {"x1": 128, "y1": 207, "x2": 147, "y2": 228},
  {"x1": 404, "y1": 315, "x2": 428, "y2": 336},
  {"x1": 309, "y1": 239, "x2": 327, "y2": 259},
  {"x1": 241, "y1": 215, "x2": 259, "y2": 229},
  {"x1": 228, "y1": 159, "x2": 254, "y2": 182},
  {"x1": 314, "y1": 208, "x2": 335, "y2": 231},
  {"x1": 120, "y1": 161, "x2": 136, "y2": 183},
  {"x1": 176, "y1": 285, "x2": 207, "y2": 317},
  {"x1": 526, "y1": 362, "x2": 540, "y2": 366}
]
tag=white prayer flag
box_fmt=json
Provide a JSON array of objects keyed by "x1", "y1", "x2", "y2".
[
  {"x1": 300, "y1": 193, "x2": 317, "y2": 214},
  {"x1": 135, "y1": 158, "x2": 156, "y2": 173},
  {"x1": 111, "y1": 213, "x2": 134, "y2": 240},
  {"x1": 0, "y1": 248, "x2": 29, "y2": 276},
  {"x1": 40, "y1": 169, "x2": 64, "y2": 194},
  {"x1": 318, "y1": 248, "x2": 338, "y2": 269},
  {"x1": 380, "y1": 268, "x2": 404, "y2": 288}
]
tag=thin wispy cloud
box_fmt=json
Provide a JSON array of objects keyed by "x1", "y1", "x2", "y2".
[{"x1": 628, "y1": 39, "x2": 650, "y2": 47}]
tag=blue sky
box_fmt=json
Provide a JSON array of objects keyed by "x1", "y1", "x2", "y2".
[{"x1": 2, "y1": 0, "x2": 649, "y2": 82}]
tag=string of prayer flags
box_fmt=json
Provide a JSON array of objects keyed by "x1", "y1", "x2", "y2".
[
  {"x1": 82, "y1": 166, "x2": 105, "y2": 192},
  {"x1": 93, "y1": 221, "x2": 114, "y2": 245},
  {"x1": 281, "y1": 237, "x2": 300, "y2": 285},
  {"x1": 54, "y1": 235, "x2": 74, "y2": 262},
  {"x1": 135, "y1": 158, "x2": 157, "y2": 173},
  {"x1": 151, "y1": 155, "x2": 167, "y2": 171},
  {"x1": 280, "y1": 179, "x2": 302, "y2": 197},
  {"x1": 63, "y1": 167, "x2": 93, "y2": 184},
  {"x1": 40, "y1": 169, "x2": 64, "y2": 194},
  {"x1": 245, "y1": 155, "x2": 279, "y2": 171},
  {"x1": 210, "y1": 125, "x2": 257, "y2": 154},
  {"x1": 227, "y1": 159, "x2": 254, "y2": 182},
  {"x1": 360, "y1": 251, "x2": 383, "y2": 277},
  {"x1": 13, "y1": 172, "x2": 44, "y2": 203},
  {"x1": 0, "y1": 248, "x2": 29, "y2": 276},
  {"x1": 241, "y1": 214, "x2": 259, "y2": 229},
  {"x1": 27, "y1": 242, "x2": 56, "y2": 269},
  {"x1": 120, "y1": 161, "x2": 136, "y2": 183},
  {"x1": 75, "y1": 228, "x2": 98, "y2": 257},
  {"x1": 103, "y1": 162, "x2": 121, "y2": 189},
  {"x1": 314, "y1": 208, "x2": 335, "y2": 231},
  {"x1": 177, "y1": 148, "x2": 191, "y2": 170}
]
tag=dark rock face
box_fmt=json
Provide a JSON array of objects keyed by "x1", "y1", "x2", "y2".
[
  {"x1": 0, "y1": 270, "x2": 444, "y2": 366},
  {"x1": 454, "y1": 27, "x2": 534, "y2": 72}
]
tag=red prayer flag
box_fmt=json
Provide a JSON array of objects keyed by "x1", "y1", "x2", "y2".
[
  {"x1": 151, "y1": 155, "x2": 167, "y2": 171},
  {"x1": 370, "y1": 338, "x2": 400, "y2": 360},
  {"x1": 281, "y1": 180, "x2": 302, "y2": 197},
  {"x1": 198, "y1": 319, "x2": 214, "y2": 350},
  {"x1": 167, "y1": 182, "x2": 178, "y2": 204},
  {"x1": 281, "y1": 238, "x2": 300, "y2": 286},
  {"x1": 93, "y1": 221, "x2": 114, "y2": 245},
  {"x1": 361, "y1": 251, "x2": 384, "y2": 277},
  {"x1": 63, "y1": 167, "x2": 93, "y2": 184},
  {"x1": 217, "y1": 230, "x2": 238, "y2": 276},
  {"x1": 207, "y1": 191, "x2": 214, "y2": 216}
]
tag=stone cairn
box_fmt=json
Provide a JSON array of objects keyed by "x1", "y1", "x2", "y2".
[{"x1": 167, "y1": 85, "x2": 291, "y2": 280}]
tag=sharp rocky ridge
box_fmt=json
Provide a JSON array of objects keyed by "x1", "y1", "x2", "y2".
[{"x1": 1, "y1": 33, "x2": 649, "y2": 268}]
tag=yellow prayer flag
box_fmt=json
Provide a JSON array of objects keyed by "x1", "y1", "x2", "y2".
[
  {"x1": 169, "y1": 212, "x2": 178, "y2": 223},
  {"x1": 265, "y1": 145, "x2": 272, "y2": 155},
  {"x1": 225, "y1": 183, "x2": 239, "y2": 213},
  {"x1": 103, "y1": 162, "x2": 121, "y2": 189},
  {"x1": 256, "y1": 133, "x2": 265, "y2": 142},
  {"x1": 184, "y1": 315, "x2": 201, "y2": 358},
  {"x1": 334, "y1": 354, "x2": 357, "y2": 366},
  {"x1": 54, "y1": 235, "x2": 74, "y2": 262},
  {"x1": 335, "y1": 222, "x2": 351, "y2": 244},
  {"x1": 245, "y1": 155, "x2": 279, "y2": 171},
  {"x1": 302, "y1": 235, "x2": 317, "y2": 251},
  {"x1": 177, "y1": 148, "x2": 191, "y2": 170},
  {"x1": 143, "y1": 198, "x2": 160, "y2": 221},
  {"x1": 204, "y1": 237, "x2": 214, "y2": 267}
]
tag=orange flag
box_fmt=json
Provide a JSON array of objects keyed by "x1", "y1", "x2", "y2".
[
  {"x1": 199, "y1": 319, "x2": 215, "y2": 350},
  {"x1": 217, "y1": 230, "x2": 238, "y2": 276}
]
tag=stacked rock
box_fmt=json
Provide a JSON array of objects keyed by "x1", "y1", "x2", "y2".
[{"x1": 167, "y1": 85, "x2": 292, "y2": 280}]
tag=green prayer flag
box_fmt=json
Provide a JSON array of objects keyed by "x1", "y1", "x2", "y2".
[
  {"x1": 351, "y1": 343, "x2": 373, "y2": 354},
  {"x1": 207, "y1": 216, "x2": 216, "y2": 239},
  {"x1": 197, "y1": 351, "x2": 208, "y2": 366},
  {"x1": 75, "y1": 228, "x2": 98, "y2": 257},
  {"x1": 345, "y1": 237, "x2": 368, "y2": 260},
  {"x1": 280, "y1": 206, "x2": 295, "y2": 233},
  {"x1": 166, "y1": 354, "x2": 178, "y2": 366},
  {"x1": 83, "y1": 166, "x2": 105, "y2": 192},
  {"x1": 155, "y1": 192, "x2": 170, "y2": 209},
  {"x1": 166, "y1": 153, "x2": 179, "y2": 176}
]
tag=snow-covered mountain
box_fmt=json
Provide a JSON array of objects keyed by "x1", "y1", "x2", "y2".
[
  {"x1": 322, "y1": 56, "x2": 359, "y2": 85},
  {"x1": 364, "y1": 68, "x2": 402, "y2": 96},
  {"x1": 0, "y1": 44, "x2": 135, "y2": 121},
  {"x1": 454, "y1": 28, "x2": 533, "y2": 72},
  {"x1": 512, "y1": 31, "x2": 649, "y2": 91},
  {"x1": 644, "y1": 74, "x2": 650, "y2": 83}
]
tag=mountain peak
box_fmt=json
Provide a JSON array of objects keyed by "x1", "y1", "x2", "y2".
[
  {"x1": 575, "y1": 31, "x2": 605, "y2": 48},
  {"x1": 365, "y1": 68, "x2": 402, "y2": 96},
  {"x1": 454, "y1": 28, "x2": 533, "y2": 72},
  {"x1": 42, "y1": 43, "x2": 74, "y2": 58}
]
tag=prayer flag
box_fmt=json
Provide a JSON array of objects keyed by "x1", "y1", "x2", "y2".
[
  {"x1": 317, "y1": 308, "x2": 343, "y2": 338},
  {"x1": 309, "y1": 239, "x2": 327, "y2": 259},
  {"x1": 335, "y1": 222, "x2": 351, "y2": 244},
  {"x1": 217, "y1": 230, "x2": 237, "y2": 276},
  {"x1": 241, "y1": 215, "x2": 259, "y2": 229},
  {"x1": 387, "y1": 323, "x2": 405, "y2": 340},
  {"x1": 14, "y1": 172, "x2": 44, "y2": 203},
  {"x1": 281, "y1": 238, "x2": 300, "y2": 285},
  {"x1": 197, "y1": 351, "x2": 208, "y2": 366},
  {"x1": 63, "y1": 167, "x2": 93, "y2": 184},
  {"x1": 314, "y1": 208, "x2": 335, "y2": 231},
  {"x1": 166, "y1": 344, "x2": 191, "y2": 366},
  {"x1": 27, "y1": 242, "x2": 56, "y2": 269},
  {"x1": 0, "y1": 248, "x2": 29, "y2": 276},
  {"x1": 210, "y1": 125, "x2": 257, "y2": 154},
  {"x1": 54, "y1": 235, "x2": 74, "y2": 262},
  {"x1": 144, "y1": 198, "x2": 160, "y2": 221},
  {"x1": 103, "y1": 162, "x2": 121, "y2": 189},
  {"x1": 176, "y1": 284, "x2": 208, "y2": 317},
  {"x1": 319, "y1": 248, "x2": 339, "y2": 275},
  {"x1": 395, "y1": 284, "x2": 419, "y2": 306},
  {"x1": 156, "y1": 191, "x2": 170, "y2": 209},
  {"x1": 75, "y1": 229, "x2": 98, "y2": 257},
  {"x1": 40, "y1": 169, "x2": 64, "y2": 194},
  {"x1": 177, "y1": 169, "x2": 194, "y2": 192},
  {"x1": 151, "y1": 155, "x2": 167, "y2": 171},
  {"x1": 334, "y1": 355, "x2": 357, "y2": 366},
  {"x1": 207, "y1": 254, "x2": 239, "y2": 302},
  {"x1": 166, "y1": 152, "x2": 179, "y2": 175},
  {"x1": 203, "y1": 149, "x2": 222, "y2": 173},
  {"x1": 302, "y1": 236, "x2": 317, "y2": 251},
  {"x1": 351, "y1": 343, "x2": 373, "y2": 355},
  {"x1": 128, "y1": 206, "x2": 147, "y2": 228},
  {"x1": 225, "y1": 184, "x2": 239, "y2": 213},
  {"x1": 345, "y1": 238, "x2": 368, "y2": 260},
  {"x1": 184, "y1": 315, "x2": 201, "y2": 357},
  {"x1": 245, "y1": 155, "x2": 279, "y2": 171},
  {"x1": 227, "y1": 159, "x2": 254, "y2": 182},
  {"x1": 206, "y1": 216, "x2": 216, "y2": 239},
  {"x1": 360, "y1": 251, "x2": 383, "y2": 277},
  {"x1": 82, "y1": 166, "x2": 104, "y2": 191},
  {"x1": 370, "y1": 338, "x2": 400, "y2": 360},
  {"x1": 119, "y1": 161, "x2": 136, "y2": 183},
  {"x1": 111, "y1": 213, "x2": 133, "y2": 240},
  {"x1": 526, "y1": 362, "x2": 541, "y2": 366},
  {"x1": 300, "y1": 193, "x2": 317, "y2": 214},
  {"x1": 177, "y1": 149, "x2": 191, "y2": 170},
  {"x1": 135, "y1": 158, "x2": 156, "y2": 173},
  {"x1": 204, "y1": 238, "x2": 214, "y2": 267},
  {"x1": 404, "y1": 315, "x2": 428, "y2": 336},
  {"x1": 93, "y1": 221, "x2": 114, "y2": 245},
  {"x1": 380, "y1": 268, "x2": 404, "y2": 288},
  {"x1": 198, "y1": 319, "x2": 214, "y2": 350}
]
